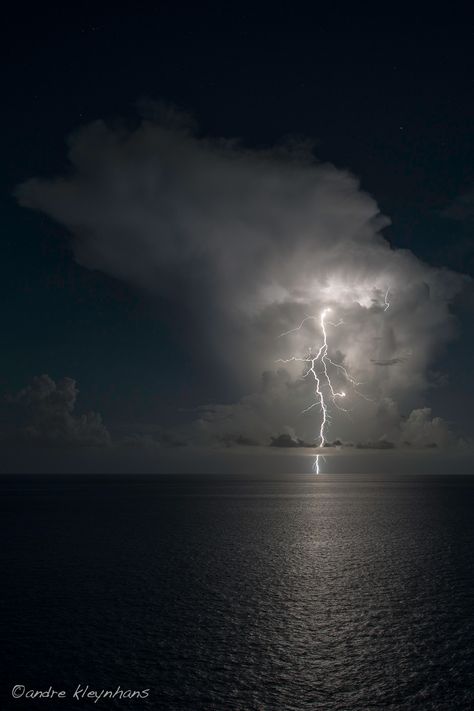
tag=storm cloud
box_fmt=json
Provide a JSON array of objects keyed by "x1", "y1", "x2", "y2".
[{"x1": 16, "y1": 109, "x2": 467, "y2": 447}]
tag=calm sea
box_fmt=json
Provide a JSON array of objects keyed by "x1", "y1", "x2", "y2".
[{"x1": 1, "y1": 473, "x2": 473, "y2": 710}]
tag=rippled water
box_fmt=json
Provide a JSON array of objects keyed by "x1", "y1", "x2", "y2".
[{"x1": 1, "y1": 473, "x2": 474, "y2": 710}]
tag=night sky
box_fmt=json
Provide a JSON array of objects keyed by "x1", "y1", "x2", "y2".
[{"x1": 1, "y1": 4, "x2": 473, "y2": 471}]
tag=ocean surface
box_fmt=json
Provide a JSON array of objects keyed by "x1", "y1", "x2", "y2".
[{"x1": 1, "y1": 473, "x2": 474, "y2": 710}]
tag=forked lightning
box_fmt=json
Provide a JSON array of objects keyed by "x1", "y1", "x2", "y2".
[{"x1": 277, "y1": 289, "x2": 390, "y2": 473}]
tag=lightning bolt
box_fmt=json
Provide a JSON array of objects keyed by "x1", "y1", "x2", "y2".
[
  {"x1": 277, "y1": 308, "x2": 356, "y2": 474},
  {"x1": 277, "y1": 288, "x2": 390, "y2": 474}
]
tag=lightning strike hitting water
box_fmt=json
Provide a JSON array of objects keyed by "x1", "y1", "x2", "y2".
[
  {"x1": 277, "y1": 289, "x2": 390, "y2": 474},
  {"x1": 277, "y1": 308, "x2": 355, "y2": 473}
]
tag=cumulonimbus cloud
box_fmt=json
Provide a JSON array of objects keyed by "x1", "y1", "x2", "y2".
[{"x1": 16, "y1": 107, "x2": 468, "y2": 446}]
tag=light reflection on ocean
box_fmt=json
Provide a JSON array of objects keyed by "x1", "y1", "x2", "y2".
[{"x1": 1, "y1": 473, "x2": 473, "y2": 710}]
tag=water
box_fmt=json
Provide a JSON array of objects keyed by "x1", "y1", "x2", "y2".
[{"x1": 1, "y1": 473, "x2": 474, "y2": 710}]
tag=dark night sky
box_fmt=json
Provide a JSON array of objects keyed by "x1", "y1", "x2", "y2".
[{"x1": 1, "y1": 3, "x2": 473, "y2": 462}]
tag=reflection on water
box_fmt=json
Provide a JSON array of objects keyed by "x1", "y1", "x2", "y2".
[{"x1": 1, "y1": 474, "x2": 474, "y2": 710}]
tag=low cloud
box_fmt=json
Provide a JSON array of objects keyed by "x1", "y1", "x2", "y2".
[
  {"x1": 400, "y1": 407, "x2": 454, "y2": 448},
  {"x1": 5, "y1": 374, "x2": 110, "y2": 447},
  {"x1": 3, "y1": 375, "x2": 455, "y2": 453},
  {"x1": 270, "y1": 433, "x2": 313, "y2": 448},
  {"x1": 122, "y1": 429, "x2": 186, "y2": 448},
  {"x1": 355, "y1": 439, "x2": 395, "y2": 450},
  {"x1": 186, "y1": 368, "x2": 459, "y2": 450},
  {"x1": 370, "y1": 357, "x2": 408, "y2": 366}
]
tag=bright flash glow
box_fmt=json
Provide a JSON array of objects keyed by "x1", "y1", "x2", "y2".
[
  {"x1": 277, "y1": 289, "x2": 391, "y2": 474},
  {"x1": 277, "y1": 308, "x2": 358, "y2": 473}
]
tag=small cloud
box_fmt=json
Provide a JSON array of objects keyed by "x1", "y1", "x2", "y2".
[
  {"x1": 356, "y1": 439, "x2": 395, "y2": 450},
  {"x1": 218, "y1": 433, "x2": 261, "y2": 447},
  {"x1": 5, "y1": 374, "x2": 110, "y2": 447},
  {"x1": 122, "y1": 428, "x2": 186, "y2": 448},
  {"x1": 270, "y1": 433, "x2": 313, "y2": 448},
  {"x1": 370, "y1": 357, "x2": 406, "y2": 366},
  {"x1": 323, "y1": 439, "x2": 344, "y2": 448}
]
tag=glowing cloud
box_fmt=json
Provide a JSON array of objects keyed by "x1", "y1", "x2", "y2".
[{"x1": 15, "y1": 111, "x2": 467, "y2": 448}]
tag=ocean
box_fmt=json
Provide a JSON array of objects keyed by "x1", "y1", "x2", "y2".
[{"x1": 1, "y1": 473, "x2": 474, "y2": 710}]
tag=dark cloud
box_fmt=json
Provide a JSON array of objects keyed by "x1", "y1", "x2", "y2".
[
  {"x1": 355, "y1": 439, "x2": 395, "y2": 450},
  {"x1": 5, "y1": 374, "x2": 110, "y2": 447},
  {"x1": 270, "y1": 433, "x2": 313, "y2": 448},
  {"x1": 122, "y1": 429, "x2": 186, "y2": 448},
  {"x1": 323, "y1": 439, "x2": 345, "y2": 447},
  {"x1": 219, "y1": 434, "x2": 261, "y2": 447},
  {"x1": 370, "y1": 357, "x2": 407, "y2": 366}
]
